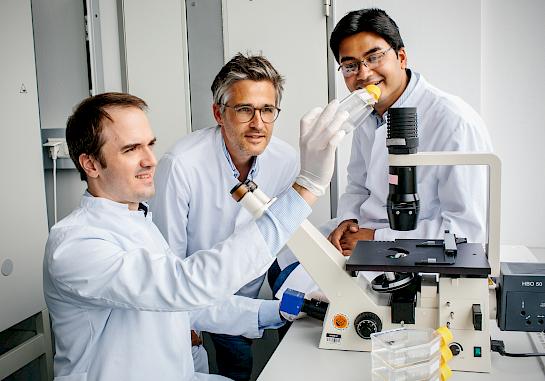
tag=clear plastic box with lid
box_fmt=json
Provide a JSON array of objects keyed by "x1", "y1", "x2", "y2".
[
  {"x1": 371, "y1": 353, "x2": 440, "y2": 381},
  {"x1": 371, "y1": 328, "x2": 441, "y2": 368}
]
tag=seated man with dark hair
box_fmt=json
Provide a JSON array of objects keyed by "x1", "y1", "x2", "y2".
[{"x1": 274, "y1": 7, "x2": 492, "y2": 301}]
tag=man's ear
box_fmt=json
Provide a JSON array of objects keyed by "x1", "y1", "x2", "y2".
[
  {"x1": 79, "y1": 153, "x2": 100, "y2": 179},
  {"x1": 212, "y1": 103, "x2": 224, "y2": 126},
  {"x1": 398, "y1": 47, "x2": 408, "y2": 69}
]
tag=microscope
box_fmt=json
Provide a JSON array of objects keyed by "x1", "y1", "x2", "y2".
[{"x1": 230, "y1": 107, "x2": 544, "y2": 373}]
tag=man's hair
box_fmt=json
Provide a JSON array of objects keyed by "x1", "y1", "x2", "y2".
[
  {"x1": 211, "y1": 53, "x2": 285, "y2": 111},
  {"x1": 66, "y1": 92, "x2": 148, "y2": 181},
  {"x1": 330, "y1": 8, "x2": 405, "y2": 63}
]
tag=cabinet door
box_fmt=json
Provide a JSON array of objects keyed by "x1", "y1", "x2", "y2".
[
  {"x1": 0, "y1": 0, "x2": 49, "y2": 331},
  {"x1": 121, "y1": 0, "x2": 192, "y2": 159},
  {"x1": 223, "y1": 0, "x2": 330, "y2": 225},
  {"x1": 31, "y1": 0, "x2": 90, "y2": 130}
]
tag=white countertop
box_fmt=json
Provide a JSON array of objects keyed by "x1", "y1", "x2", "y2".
[
  {"x1": 258, "y1": 246, "x2": 545, "y2": 380},
  {"x1": 257, "y1": 318, "x2": 545, "y2": 380}
]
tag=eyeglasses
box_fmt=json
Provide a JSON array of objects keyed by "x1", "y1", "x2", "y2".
[
  {"x1": 337, "y1": 47, "x2": 393, "y2": 78},
  {"x1": 222, "y1": 104, "x2": 281, "y2": 123}
]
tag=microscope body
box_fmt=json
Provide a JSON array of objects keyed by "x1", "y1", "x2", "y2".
[{"x1": 232, "y1": 149, "x2": 500, "y2": 373}]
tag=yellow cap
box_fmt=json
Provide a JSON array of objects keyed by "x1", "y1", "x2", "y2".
[
  {"x1": 440, "y1": 345, "x2": 453, "y2": 364},
  {"x1": 440, "y1": 364, "x2": 453, "y2": 381},
  {"x1": 436, "y1": 326, "x2": 453, "y2": 346},
  {"x1": 365, "y1": 84, "x2": 381, "y2": 101}
]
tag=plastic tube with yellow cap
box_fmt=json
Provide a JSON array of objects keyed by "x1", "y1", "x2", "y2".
[{"x1": 338, "y1": 84, "x2": 381, "y2": 133}]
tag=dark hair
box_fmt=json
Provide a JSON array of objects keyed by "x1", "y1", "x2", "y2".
[
  {"x1": 211, "y1": 53, "x2": 285, "y2": 110},
  {"x1": 66, "y1": 92, "x2": 148, "y2": 181},
  {"x1": 330, "y1": 8, "x2": 404, "y2": 63}
]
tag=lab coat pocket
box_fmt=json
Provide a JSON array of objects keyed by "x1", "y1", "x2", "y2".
[{"x1": 54, "y1": 373, "x2": 87, "y2": 381}]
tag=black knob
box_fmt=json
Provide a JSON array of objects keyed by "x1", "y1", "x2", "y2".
[
  {"x1": 449, "y1": 342, "x2": 463, "y2": 356},
  {"x1": 354, "y1": 312, "x2": 382, "y2": 339}
]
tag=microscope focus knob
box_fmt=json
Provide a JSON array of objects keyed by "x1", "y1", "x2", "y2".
[
  {"x1": 354, "y1": 312, "x2": 382, "y2": 339},
  {"x1": 449, "y1": 342, "x2": 463, "y2": 356}
]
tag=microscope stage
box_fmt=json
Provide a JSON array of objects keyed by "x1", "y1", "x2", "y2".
[{"x1": 346, "y1": 239, "x2": 490, "y2": 276}]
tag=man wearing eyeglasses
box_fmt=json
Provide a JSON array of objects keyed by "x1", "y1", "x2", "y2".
[
  {"x1": 327, "y1": 7, "x2": 492, "y2": 253},
  {"x1": 273, "y1": 8, "x2": 493, "y2": 300},
  {"x1": 150, "y1": 53, "x2": 297, "y2": 381}
]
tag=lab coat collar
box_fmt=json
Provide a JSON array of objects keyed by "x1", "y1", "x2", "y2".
[
  {"x1": 217, "y1": 126, "x2": 259, "y2": 181},
  {"x1": 375, "y1": 69, "x2": 420, "y2": 128},
  {"x1": 81, "y1": 191, "x2": 150, "y2": 218}
]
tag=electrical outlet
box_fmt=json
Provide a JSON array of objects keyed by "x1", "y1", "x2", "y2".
[{"x1": 44, "y1": 138, "x2": 70, "y2": 159}]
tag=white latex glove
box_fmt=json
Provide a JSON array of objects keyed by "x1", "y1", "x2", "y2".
[{"x1": 295, "y1": 100, "x2": 349, "y2": 197}]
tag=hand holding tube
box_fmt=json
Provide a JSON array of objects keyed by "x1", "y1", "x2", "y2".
[{"x1": 295, "y1": 100, "x2": 349, "y2": 197}]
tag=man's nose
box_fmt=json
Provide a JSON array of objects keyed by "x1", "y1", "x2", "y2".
[
  {"x1": 141, "y1": 147, "x2": 157, "y2": 167},
  {"x1": 355, "y1": 62, "x2": 373, "y2": 81},
  {"x1": 249, "y1": 109, "x2": 265, "y2": 129}
]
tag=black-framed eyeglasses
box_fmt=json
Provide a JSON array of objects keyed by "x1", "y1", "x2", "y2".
[
  {"x1": 337, "y1": 47, "x2": 393, "y2": 78},
  {"x1": 222, "y1": 104, "x2": 281, "y2": 123}
]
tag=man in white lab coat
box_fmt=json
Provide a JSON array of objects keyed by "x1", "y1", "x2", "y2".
[
  {"x1": 43, "y1": 92, "x2": 348, "y2": 380},
  {"x1": 150, "y1": 54, "x2": 298, "y2": 380},
  {"x1": 273, "y1": 8, "x2": 492, "y2": 297}
]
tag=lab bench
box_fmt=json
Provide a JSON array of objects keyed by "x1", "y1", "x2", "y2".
[{"x1": 257, "y1": 318, "x2": 545, "y2": 380}]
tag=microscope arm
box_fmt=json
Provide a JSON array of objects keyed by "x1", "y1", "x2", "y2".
[
  {"x1": 286, "y1": 219, "x2": 376, "y2": 306},
  {"x1": 231, "y1": 181, "x2": 378, "y2": 308}
]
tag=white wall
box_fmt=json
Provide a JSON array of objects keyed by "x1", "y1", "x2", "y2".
[{"x1": 482, "y1": 0, "x2": 545, "y2": 247}]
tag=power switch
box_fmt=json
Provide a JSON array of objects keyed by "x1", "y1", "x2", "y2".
[
  {"x1": 472, "y1": 304, "x2": 483, "y2": 331},
  {"x1": 474, "y1": 346, "x2": 482, "y2": 357}
]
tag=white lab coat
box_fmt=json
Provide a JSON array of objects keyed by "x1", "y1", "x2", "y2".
[
  {"x1": 338, "y1": 70, "x2": 493, "y2": 243},
  {"x1": 151, "y1": 126, "x2": 299, "y2": 299},
  {"x1": 43, "y1": 193, "x2": 308, "y2": 381},
  {"x1": 276, "y1": 70, "x2": 493, "y2": 295},
  {"x1": 150, "y1": 126, "x2": 298, "y2": 372}
]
